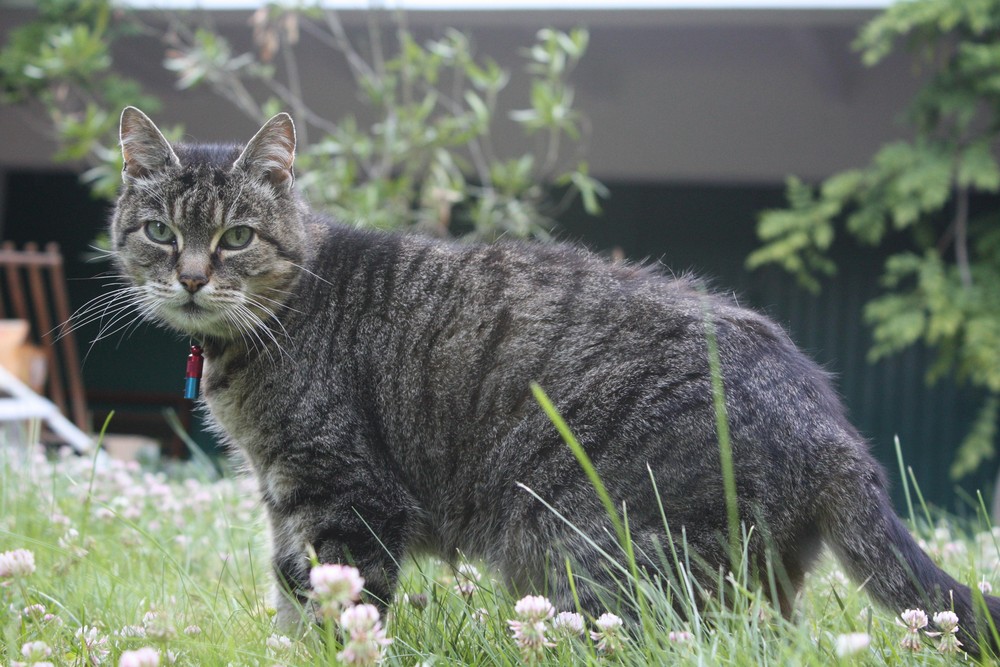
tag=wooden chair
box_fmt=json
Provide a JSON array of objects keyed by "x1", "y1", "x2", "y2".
[{"x1": 0, "y1": 241, "x2": 192, "y2": 457}]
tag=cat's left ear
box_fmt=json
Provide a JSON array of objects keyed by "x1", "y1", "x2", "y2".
[{"x1": 233, "y1": 113, "x2": 296, "y2": 191}]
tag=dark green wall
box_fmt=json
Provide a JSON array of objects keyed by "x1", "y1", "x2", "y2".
[{"x1": 3, "y1": 171, "x2": 993, "y2": 511}]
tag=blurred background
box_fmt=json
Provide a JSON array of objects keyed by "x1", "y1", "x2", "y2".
[{"x1": 0, "y1": 0, "x2": 996, "y2": 513}]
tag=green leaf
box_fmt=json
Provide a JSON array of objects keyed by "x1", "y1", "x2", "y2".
[
  {"x1": 950, "y1": 395, "x2": 999, "y2": 480},
  {"x1": 958, "y1": 141, "x2": 1000, "y2": 192},
  {"x1": 567, "y1": 163, "x2": 608, "y2": 216},
  {"x1": 463, "y1": 90, "x2": 489, "y2": 127},
  {"x1": 865, "y1": 293, "x2": 927, "y2": 361},
  {"x1": 819, "y1": 170, "x2": 864, "y2": 202}
]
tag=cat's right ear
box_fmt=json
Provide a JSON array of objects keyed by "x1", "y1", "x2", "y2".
[{"x1": 119, "y1": 107, "x2": 180, "y2": 181}]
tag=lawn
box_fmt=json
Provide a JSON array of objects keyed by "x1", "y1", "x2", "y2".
[{"x1": 0, "y1": 433, "x2": 995, "y2": 666}]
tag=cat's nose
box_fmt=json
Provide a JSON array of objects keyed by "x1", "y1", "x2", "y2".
[{"x1": 179, "y1": 273, "x2": 208, "y2": 293}]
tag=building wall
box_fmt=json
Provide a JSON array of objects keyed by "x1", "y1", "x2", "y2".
[{"x1": 0, "y1": 6, "x2": 922, "y2": 182}]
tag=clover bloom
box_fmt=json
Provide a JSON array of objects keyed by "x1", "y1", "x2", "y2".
[
  {"x1": 551, "y1": 611, "x2": 585, "y2": 639},
  {"x1": 338, "y1": 603, "x2": 391, "y2": 666},
  {"x1": 590, "y1": 613, "x2": 625, "y2": 655},
  {"x1": 118, "y1": 647, "x2": 160, "y2": 667},
  {"x1": 0, "y1": 549, "x2": 35, "y2": 580},
  {"x1": 896, "y1": 608, "x2": 928, "y2": 652},
  {"x1": 310, "y1": 563, "x2": 364, "y2": 619},
  {"x1": 927, "y1": 610, "x2": 963, "y2": 654},
  {"x1": 507, "y1": 595, "x2": 556, "y2": 663},
  {"x1": 834, "y1": 632, "x2": 870, "y2": 656}
]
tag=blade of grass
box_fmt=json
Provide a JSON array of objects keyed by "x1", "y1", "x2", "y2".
[
  {"x1": 530, "y1": 382, "x2": 626, "y2": 546},
  {"x1": 905, "y1": 464, "x2": 934, "y2": 528},
  {"x1": 163, "y1": 407, "x2": 219, "y2": 480},
  {"x1": 894, "y1": 435, "x2": 916, "y2": 529},
  {"x1": 700, "y1": 297, "x2": 740, "y2": 572}
]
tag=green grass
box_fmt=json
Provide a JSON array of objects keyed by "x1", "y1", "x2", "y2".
[{"x1": 1, "y1": 431, "x2": 997, "y2": 666}]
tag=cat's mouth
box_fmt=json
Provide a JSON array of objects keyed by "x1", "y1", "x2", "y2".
[
  {"x1": 150, "y1": 284, "x2": 271, "y2": 341},
  {"x1": 154, "y1": 292, "x2": 231, "y2": 336}
]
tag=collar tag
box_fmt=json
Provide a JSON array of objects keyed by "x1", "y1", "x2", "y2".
[{"x1": 184, "y1": 344, "x2": 204, "y2": 399}]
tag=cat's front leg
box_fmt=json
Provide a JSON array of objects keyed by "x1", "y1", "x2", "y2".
[{"x1": 268, "y1": 489, "x2": 415, "y2": 631}]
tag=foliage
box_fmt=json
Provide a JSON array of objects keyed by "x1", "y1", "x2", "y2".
[
  {"x1": 746, "y1": 0, "x2": 1000, "y2": 479},
  {"x1": 0, "y1": 1, "x2": 604, "y2": 241},
  {"x1": 0, "y1": 0, "x2": 163, "y2": 199}
]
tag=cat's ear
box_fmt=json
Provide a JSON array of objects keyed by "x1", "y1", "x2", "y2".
[
  {"x1": 232, "y1": 113, "x2": 296, "y2": 191},
  {"x1": 119, "y1": 107, "x2": 180, "y2": 180}
]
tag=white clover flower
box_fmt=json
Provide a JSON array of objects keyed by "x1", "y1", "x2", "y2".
[
  {"x1": 980, "y1": 578, "x2": 993, "y2": 595},
  {"x1": 337, "y1": 604, "x2": 391, "y2": 666},
  {"x1": 896, "y1": 608, "x2": 928, "y2": 651},
  {"x1": 513, "y1": 595, "x2": 555, "y2": 622},
  {"x1": 75, "y1": 625, "x2": 110, "y2": 663},
  {"x1": 22, "y1": 603, "x2": 46, "y2": 619},
  {"x1": 668, "y1": 630, "x2": 693, "y2": 643},
  {"x1": 823, "y1": 570, "x2": 849, "y2": 589},
  {"x1": 927, "y1": 610, "x2": 963, "y2": 654},
  {"x1": 508, "y1": 619, "x2": 554, "y2": 663},
  {"x1": 551, "y1": 611, "x2": 585, "y2": 639},
  {"x1": 932, "y1": 610, "x2": 959, "y2": 632},
  {"x1": 310, "y1": 564, "x2": 364, "y2": 618},
  {"x1": 21, "y1": 640, "x2": 52, "y2": 660},
  {"x1": 898, "y1": 608, "x2": 928, "y2": 629},
  {"x1": 118, "y1": 625, "x2": 147, "y2": 638},
  {"x1": 594, "y1": 612, "x2": 623, "y2": 631},
  {"x1": 454, "y1": 563, "x2": 482, "y2": 599},
  {"x1": 834, "y1": 632, "x2": 871, "y2": 657},
  {"x1": 341, "y1": 603, "x2": 380, "y2": 633},
  {"x1": 507, "y1": 595, "x2": 556, "y2": 662},
  {"x1": 119, "y1": 646, "x2": 160, "y2": 667},
  {"x1": 58, "y1": 529, "x2": 88, "y2": 558},
  {"x1": 590, "y1": 613, "x2": 625, "y2": 655},
  {"x1": 942, "y1": 541, "x2": 966, "y2": 559},
  {"x1": 183, "y1": 625, "x2": 202, "y2": 636},
  {"x1": 266, "y1": 633, "x2": 294, "y2": 653},
  {"x1": 0, "y1": 548, "x2": 36, "y2": 578},
  {"x1": 142, "y1": 610, "x2": 177, "y2": 641}
]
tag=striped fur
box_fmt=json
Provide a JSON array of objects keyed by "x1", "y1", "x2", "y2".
[{"x1": 109, "y1": 108, "x2": 1000, "y2": 651}]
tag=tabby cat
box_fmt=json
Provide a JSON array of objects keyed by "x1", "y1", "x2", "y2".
[{"x1": 109, "y1": 106, "x2": 1000, "y2": 650}]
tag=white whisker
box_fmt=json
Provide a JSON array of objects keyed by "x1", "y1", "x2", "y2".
[{"x1": 288, "y1": 261, "x2": 333, "y2": 287}]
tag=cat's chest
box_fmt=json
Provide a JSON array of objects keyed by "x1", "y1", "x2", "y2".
[{"x1": 201, "y1": 354, "x2": 275, "y2": 454}]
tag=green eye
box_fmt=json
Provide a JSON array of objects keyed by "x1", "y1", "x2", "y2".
[
  {"x1": 220, "y1": 226, "x2": 254, "y2": 250},
  {"x1": 144, "y1": 221, "x2": 175, "y2": 244}
]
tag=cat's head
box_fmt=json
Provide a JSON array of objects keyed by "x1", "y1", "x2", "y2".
[{"x1": 110, "y1": 107, "x2": 308, "y2": 342}]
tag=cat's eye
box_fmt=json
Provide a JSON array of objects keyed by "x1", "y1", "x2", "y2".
[
  {"x1": 220, "y1": 226, "x2": 254, "y2": 250},
  {"x1": 144, "y1": 221, "x2": 175, "y2": 244}
]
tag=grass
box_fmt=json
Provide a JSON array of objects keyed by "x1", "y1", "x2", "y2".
[{"x1": 1, "y1": 428, "x2": 998, "y2": 666}]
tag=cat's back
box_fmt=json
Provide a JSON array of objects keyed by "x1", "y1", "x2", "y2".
[{"x1": 305, "y1": 222, "x2": 757, "y2": 395}]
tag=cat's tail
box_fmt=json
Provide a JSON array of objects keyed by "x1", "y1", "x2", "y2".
[{"x1": 820, "y1": 460, "x2": 1000, "y2": 656}]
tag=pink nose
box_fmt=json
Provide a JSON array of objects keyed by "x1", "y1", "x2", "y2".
[{"x1": 179, "y1": 274, "x2": 208, "y2": 293}]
